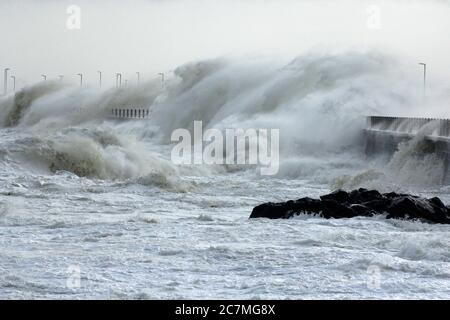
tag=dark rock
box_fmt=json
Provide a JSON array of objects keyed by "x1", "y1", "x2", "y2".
[
  {"x1": 249, "y1": 189, "x2": 450, "y2": 224},
  {"x1": 349, "y1": 188, "x2": 382, "y2": 203},
  {"x1": 294, "y1": 197, "x2": 323, "y2": 215},
  {"x1": 321, "y1": 200, "x2": 356, "y2": 219},
  {"x1": 350, "y1": 204, "x2": 374, "y2": 216},
  {"x1": 251, "y1": 202, "x2": 291, "y2": 219},
  {"x1": 320, "y1": 190, "x2": 350, "y2": 203},
  {"x1": 386, "y1": 196, "x2": 450, "y2": 224},
  {"x1": 429, "y1": 197, "x2": 446, "y2": 208},
  {"x1": 383, "y1": 192, "x2": 417, "y2": 199}
]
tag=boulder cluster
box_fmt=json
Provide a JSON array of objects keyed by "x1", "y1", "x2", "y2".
[{"x1": 250, "y1": 188, "x2": 450, "y2": 224}]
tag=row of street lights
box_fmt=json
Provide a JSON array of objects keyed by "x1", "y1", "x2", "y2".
[
  {"x1": 52, "y1": 71, "x2": 163, "y2": 88},
  {"x1": 2, "y1": 64, "x2": 427, "y2": 97},
  {"x1": 2, "y1": 69, "x2": 166, "y2": 95}
]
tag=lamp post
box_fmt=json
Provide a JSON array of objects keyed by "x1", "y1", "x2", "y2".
[
  {"x1": 98, "y1": 71, "x2": 102, "y2": 88},
  {"x1": 41, "y1": 74, "x2": 47, "y2": 81},
  {"x1": 419, "y1": 62, "x2": 426, "y2": 99},
  {"x1": 4, "y1": 68, "x2": 10, "y2": 95},
  {"x1": 158, "y1": 72, "x2": 165, "y2": 89},
  {"x1": 116, "y1": 73, "x2": 122, "y2": 88},
  {"x1": 10, "y1": 75, "x2": 16, "y2": 92},
  {"x1": 77, "y1": 73, "x2": 83, "y2": 87},
  {"x1": 136, "y1": 72, "x2": 140, "y2": 85}
]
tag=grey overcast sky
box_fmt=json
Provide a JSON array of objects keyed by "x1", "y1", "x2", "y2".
[{"x1": 0, "y1": 0, "x2": 449, "y2": 88}]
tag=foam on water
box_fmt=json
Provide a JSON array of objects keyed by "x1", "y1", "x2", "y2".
[{"x1": 1, "y1": 51, "x2": 450, "y2": 298}]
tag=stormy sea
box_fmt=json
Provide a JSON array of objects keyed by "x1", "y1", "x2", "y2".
[{"x1": 1, "y1": 52, "x2": 450, "y2": 299}]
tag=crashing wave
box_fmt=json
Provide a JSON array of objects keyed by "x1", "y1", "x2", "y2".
[{"x1": 0, "y1": 51, "x2": 448, "y2": 188}]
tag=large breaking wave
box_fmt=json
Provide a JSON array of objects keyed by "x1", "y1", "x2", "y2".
[{"x1": 0, "y1": 51, "x2": 446, "y2": 189}]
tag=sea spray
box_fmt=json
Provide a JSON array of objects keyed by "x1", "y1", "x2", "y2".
[{"x1": 0, "y1": 51, "x2": 448, "y2": 187}]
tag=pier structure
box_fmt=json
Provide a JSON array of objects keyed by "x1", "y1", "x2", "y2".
[{"x1": 364, "y1": 116, "x2": 450, "y2": 184}]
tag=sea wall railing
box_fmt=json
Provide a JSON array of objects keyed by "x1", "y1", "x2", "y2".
[
  {"x1": 111, "y1": 108, "x2": 150, "y2": 119},
  {"x1": 365, "y1": 115, "x2": 450, "y2": 184},
  {"x1": 366, "y1": 116, "x2": 450, "y2": 137}
]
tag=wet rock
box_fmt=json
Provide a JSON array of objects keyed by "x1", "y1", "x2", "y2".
[
  {"x1": 320, "y1": 190, "x2": 350, "y2": 203},
  {"x1": 249, "y1": 188, "x2": 450, "y2": 224},
  {"x1": 349, "y1": 189, "x2": 382, "y2": 203}
]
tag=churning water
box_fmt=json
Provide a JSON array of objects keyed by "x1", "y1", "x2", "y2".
[{"x1": 1, "y1": 52, "x2": 450, "y2": 299}]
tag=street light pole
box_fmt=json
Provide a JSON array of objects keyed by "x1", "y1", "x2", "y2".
[
  {"x1": 41, "y1": 74, "x2": 47, "y2": 81},
  {"x1": 4, "y1": 68, "x2": 10, "y2": 95},
  {"x1": 116, "y1": 73, "x2": 122, "y2": 88},
  {"x1": 10, "y1": 75, "x2": 16, "y2": 92},
  {"x1": 419, "y1": 62, "x2": 426, "y2": 99},
  {"x1": 98, "y1": 71, "x2": 102, "y2": 88},
  {"x1": 136, "y1": 72, "x2": 140, "y2": 85},
  {"x1": 158, "y1": 72, "x2": 165, "y2": 89},
  {"x1": 77, "y1": 73, "x2": 83, "y2": 87}
]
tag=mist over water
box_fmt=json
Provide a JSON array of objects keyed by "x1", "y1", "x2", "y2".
[
  {"x1": 1, "y1": 51, "x2": 448, "y2": 189},
  {"x1": 1, "y1": 0, "x2": 450, "y2": 299}
]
